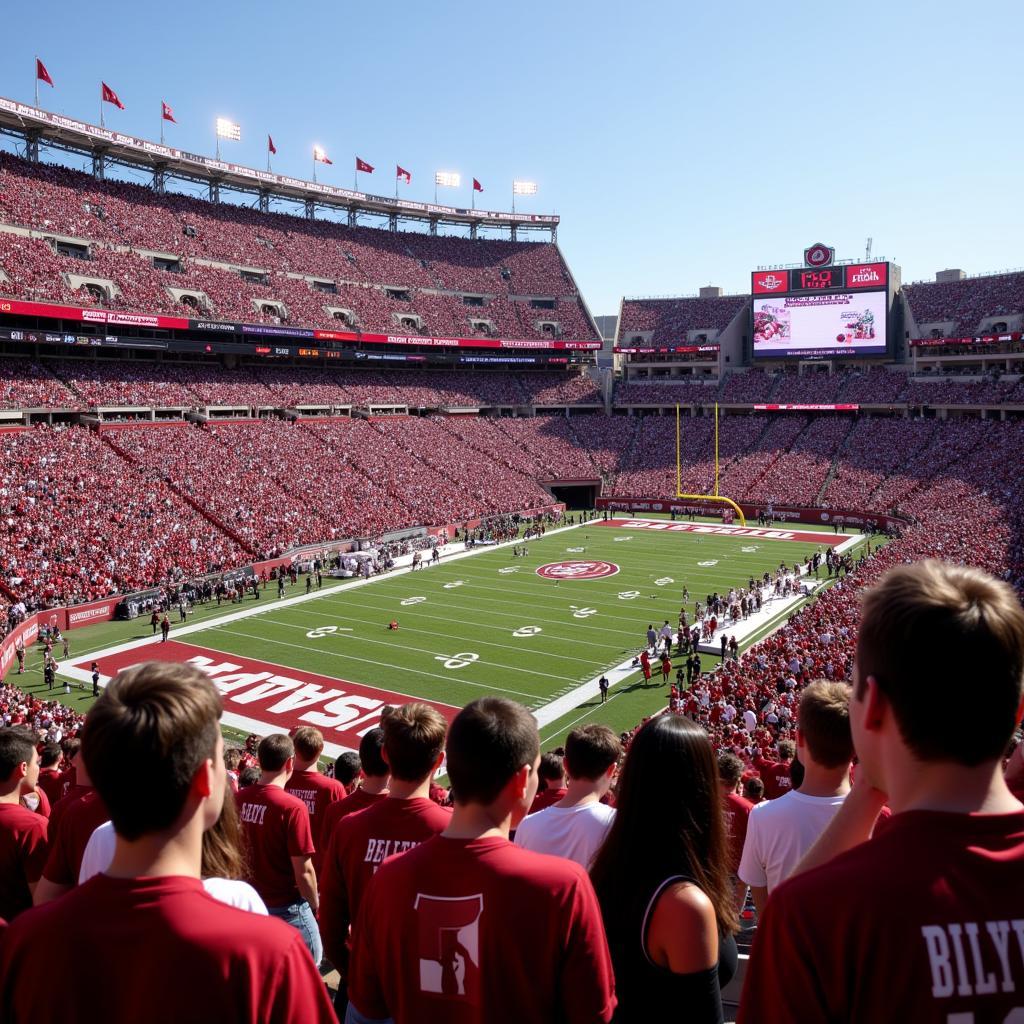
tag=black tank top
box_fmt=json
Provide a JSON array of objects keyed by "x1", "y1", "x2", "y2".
[{"x1": 610, "y1": 875, "x2": 738, "y2": 1024}]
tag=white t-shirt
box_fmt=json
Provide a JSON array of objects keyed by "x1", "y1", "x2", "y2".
[
  {"x1": 514, "y1": 800, "x2": 616, "y2": 869},
  {"x1": 738, "y1": 789, "x2": 848, "y2": 893},
  {"x1": 79, "y1": 820, "x2": 268, "y2": 915}
]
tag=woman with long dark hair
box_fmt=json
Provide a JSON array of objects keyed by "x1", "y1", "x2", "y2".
[{"x1": 590, "y1": 713, "x2": 739, "y2": 1023}]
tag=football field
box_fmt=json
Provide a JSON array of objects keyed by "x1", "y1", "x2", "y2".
[{"x1": 52, "y1": 518, "x2": 865, "y2": 755}]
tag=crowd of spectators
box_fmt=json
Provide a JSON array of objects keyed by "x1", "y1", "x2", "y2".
[
  {"x1": 618, "y1": 295, "x2": 748, "y2": 344},
  {"x1": 0, "y1": 152, "x2": 598, "y2": 342},
  {"x1": 903, "y1": 270, "x2": 1024, "y2": 335}
]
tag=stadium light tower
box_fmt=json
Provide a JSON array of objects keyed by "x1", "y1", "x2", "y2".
[
  {"x1": 215, "y1": 117, "x2": 241, "y2": 161},
  {"x1": 512, "y1": 179, "x2": 537, "y2": 213},
  {"x1": 434, "y1": 171, "x2": 460, "y2": 204}
]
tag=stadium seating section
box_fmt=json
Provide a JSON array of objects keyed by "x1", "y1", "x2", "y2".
[{"x1": 0, "y1": 153, "x2": 597, "y2": 341}]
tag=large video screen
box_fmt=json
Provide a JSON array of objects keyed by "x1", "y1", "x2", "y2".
[{"x1": 753, "y1": 291, "x2": 887, "y2": 357}]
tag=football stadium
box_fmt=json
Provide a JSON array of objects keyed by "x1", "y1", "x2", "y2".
[{"x1": 0, "y1": 4, "x2": 1023, "y2": 1022}]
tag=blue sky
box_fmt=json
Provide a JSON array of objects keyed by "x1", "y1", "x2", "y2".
[{"x1": 2, "y1": 0, "x2": 1021, "y2": 315}]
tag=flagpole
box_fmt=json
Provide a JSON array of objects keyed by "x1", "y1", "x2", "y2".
[
  {"x1": 313, "y1": 158, "x2": 317, "y2": 184},
  {"x1": 99, "y1": 85, "x2": 104, "y2": 129},
  {"x1": 160, "y1": 103, "x2": 164, "y2": 145},
  {"x1": 34, "y1": 59, "x2": 38, "y2": 108}
]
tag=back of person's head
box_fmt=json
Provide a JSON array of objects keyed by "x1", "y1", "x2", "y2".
[
  {"x1": 537, "y1": 751, "x2": 566, "y2": 789},
  {"x1": 564, "y1": 725, "x2": 621, "y2": 781},
  {"x1": 257, "y1": 733, "x2": 294, "y2": 773},
  {"x1": 61, "y1": 737, "x2": 81, "y2": 762},
  {"x1": 0, "y1": 727, "x2": 36, "y2": 783},
  {"x1": 39, "y1": 742, "x2": 62, "y2": 769},
  {"x1": 359, "y1": 727, "x2": 388, "y2": 778},
  {"x1": 292, "y1": 726, "x2": 325, "y2": 764},
  {"x1": 445, "y1": 697, "x2": 540, "y2": 806},
  {"x1": 381, "y1": 703, "x2": 447, "y2": 782},
  {"x1": 239, "y1": 765, "x2": 260, "y2": 788},
  {"x1": 743, "y1": 776, "x2": 765, "y2": 803},
  {"x1": 201, "y1": 786, "x2": 249, "y2": 881},
  {"x1": 718, "y1": 751, "x2": 744, "y2": 788},
  {"x1": 590, "y1": 713, "x2": 738, "y2": 937},
  {"x1": 82, "y1": 662, "x2": 222, "y2": 841},
  {"x1": 777, "y1": 738, "x2": 796, "y2": 762},
  {"x1": 857, "y1": 560, "x2": 1024, "y2": 765},
  {"x1": 797, "y1": 681, "x2": 853, "y2": 769},
  {"x1": 334, "y1": 751, "x2": 361, "y2": 788}
]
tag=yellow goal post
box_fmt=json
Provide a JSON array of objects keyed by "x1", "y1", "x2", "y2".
[{"x1": 675, "y1": 402, "x2": 746, "y2": 526}]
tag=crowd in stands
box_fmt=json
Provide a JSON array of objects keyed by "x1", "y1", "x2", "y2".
[
  {"x1": 0, "y1": 153, "x2": 598, "y2": 342},
  {"x1": 618, "y1": 295, "x2": 748, "y2": 343},
  {"x1": 903, "y1": 270, "x2": 1024, "y2": 335}
]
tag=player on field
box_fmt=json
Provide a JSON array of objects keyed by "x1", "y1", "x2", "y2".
[
  {"x1": 345, "y1": 697, "x2": 616, "y2": 1024},
  {"x1": 0, "y1": 661, "x2": 334, "y2": 1022},
  {"x1": 739, "y1": 560, "x2": 1024, "y2": 1023}
]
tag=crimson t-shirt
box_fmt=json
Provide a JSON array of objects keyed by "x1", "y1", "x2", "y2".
[
  {"x1": 237, "y1": 783, "x2": 315, "y2": 907},
  {"x1": 284, "y1": 769, "x2": 346, "y2": 872},
  {"x1": 721, "y1": 792, "x2": 754, "y2": 874},
  {"x1": 754, "y1": 757, "x2": 793, "y2": 801},
  {"x1": 320, "y1": 796, "x2": 451, "y2": 971},
  {"x1": 320, "y1": 786, "x2": 388, "y2": 852},
  {"x1": 348, "y1": 834, "x2": 616, "y2": 1024},
  {"x1": 36, "y1": 768, "x2": 63, "y2": 808},
  {"x1": 42, "y1": 789, "x2": 108, "y2": 886},
  {"x1": 0, "y1": 874, "x2": 335, "y2": 1023},
  {"x1": 529, "y1": 787, "x2": 567, "y2": 815},
  {"x1": 0, "y1": 804, "x2": 48, "y2": 920},
  {"x1": 739, "y1": 809, "x2": 1024, "y2": 1023}
]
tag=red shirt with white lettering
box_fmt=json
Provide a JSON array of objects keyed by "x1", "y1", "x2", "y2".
[
  {"x1": 320, "y1": 786, "x2": 388, "y2": 852},
  {"x1": 0, "y1": 804, "x2": 48, "y2": 920},
  {"x1": 721, "y1": 792, "x2": 754, "y2": 874},
  {"x1": 319, "y1": 796, "x2": 451, "y2": 972},
  {"x1": 753, "y1": 756, "x2": 792, "y2": 801},
  {"x1": 738, "y1": 809, "x2": 1024, "y2": 1023},
  {"x1": 284, "y1": 769, "x2": 346, "y2": 873},
  {"x1": 0, "y1": 874, "x2": 335, "y2": 1023},
  {"x1": 236, "y1": 783, "x2": 315, "y2": 908},
  {"x1": 42, "y1": 789, "x2": 108, "y2": 886},
  {"x1": 348, "y1": 834, "x2": 616, "y2": 1024}
]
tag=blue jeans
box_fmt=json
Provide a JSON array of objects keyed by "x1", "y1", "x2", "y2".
[{"x1": 267, "y1": 899, "x2": 322, "y2": 966}]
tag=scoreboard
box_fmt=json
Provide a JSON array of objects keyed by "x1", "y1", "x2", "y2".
[{"x1": 751, "y1": 262, "x2": 891, "y2": 358}]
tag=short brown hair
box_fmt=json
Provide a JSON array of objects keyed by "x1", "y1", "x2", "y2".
[
  {"x1": 777, "y1": 739, "x2": 796, "y2": 761},
  {"x1": 381, "y1": 703, "x2": 447, "y2": 782},
  {"x1": 857, "y1": 560, "x2": 1024, "y2": 765},
  {"x1": 292, "y1": 726, "x2": 325, "y2": 762},
  {"x1": 717, "y1": 751, "x2": 744, "y2": 787},
  {"x1": 797, "y1": 681, "x2": 853, "y2": 769},
  {"x1": 82, "y1": 662, "x2": 222, "y2": 841},
  {"x1": 445, "y1": 698, "x2": 539, "y2": 806},
  {"x1": 565, "y1": 725, "x2": 621, "y2": 781},
  {"x1": 258, "y1": 733, "x2": 294, "y2": 772}
]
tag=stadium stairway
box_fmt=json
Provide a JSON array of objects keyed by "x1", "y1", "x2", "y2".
[
  {"x1": 98, "y1": 427, "x2": 259, "y2": 558},
  {"x1": 814, "y1": 417, "x2": 859, "y2": 505}
]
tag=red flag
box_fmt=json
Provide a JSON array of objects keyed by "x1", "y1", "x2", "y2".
[
  {"x1": 101, "y1": 82, "x2": 125, "y2": 110},
  {"x1": 268, "y1": 135, "x2": 277, "y2": 155},
  {"x1": 396, "y1": 165, "x2": 411, "y2": 185},
  {"x1": 473, "y1": 178, "x2": 483, "y2": 193},
  {"x1": 35, "y1": 59, "x2": 53, "y2": 87},
  {"x1": 355, "y1": 157, "x2": 374, "y2": 174},
  {"x1": 161, "y1": 102, "x2": 176, "y2": 124},
  {"x1": 313, "y1": 146, "x2": 332, "y2": 164}
]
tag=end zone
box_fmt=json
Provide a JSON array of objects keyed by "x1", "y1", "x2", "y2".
[
  {"x1": 596, "y1": 518, "x2": 854, "y2": 546},
  {"x1": 67, "y1": 640, "x2": 459, "y2": 759}
]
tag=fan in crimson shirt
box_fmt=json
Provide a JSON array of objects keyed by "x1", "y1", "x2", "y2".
[
  {"x1": 752, "y1": 739, "x2": 795, "y2": 801},
  {"x1": 346, "y1": 697, "x2": 616, "y2": 1024},
  {"x1": 319, "y1": 727, "x2": 390, "y2": 854},
  {"x1": 283, "y1": 726, "x2": 346, "y2": 874},
  {"x1": 0, "y1": 728, "x2": 49, "y2": 921},
  {"x1": 321, "y1": 703, "x2": 450, "y2": 1019},
  {"x1": 739, "y1": 561, "x2": 1024, "y2": 1024},
  {"x1": 717, "y1": 751, "x2": 753, "y2": 913},
  {"x1": 0, "y1": 661, "x2": 334, "y2": 1023},
  {"x1": 527, "y1": 750, "x2": 567, "y2": 814},
  {"x1": 236, "y1": 733, "x2": 320, "y2": 965},
  {"x1": 35, "y1": 744, "x2": 63, "y2": 808}
]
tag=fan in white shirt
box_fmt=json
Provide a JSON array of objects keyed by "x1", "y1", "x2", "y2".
[{"x1": 515, "y1": 724, "x2": 622, "y2": 869}]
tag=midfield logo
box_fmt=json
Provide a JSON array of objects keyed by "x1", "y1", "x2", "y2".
[{"x1": 536, "y1": 560, "x2": 620, "y2": 580}]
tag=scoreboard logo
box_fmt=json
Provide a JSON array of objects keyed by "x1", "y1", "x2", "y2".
[
  {"x1": 803, "y1": 243, "x2": 835, "y2": 268},
  {"x1": 752, "y1": 271, "x2": 787, "y2": 294},
  {"x1": 846, "y1": 262, "x2": 888, "y2": 290},
  {"x1": 536, "y1": 560, "x2": 620, "y2": 580}
]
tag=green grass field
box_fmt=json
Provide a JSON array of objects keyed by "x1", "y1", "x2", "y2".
[{"x1": 26, "y1": 516, "x2": 867, "y2": 754}]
